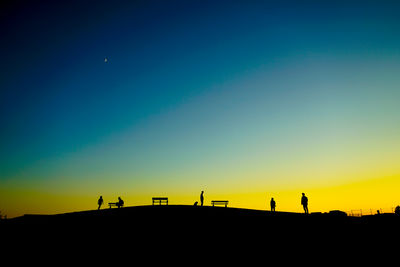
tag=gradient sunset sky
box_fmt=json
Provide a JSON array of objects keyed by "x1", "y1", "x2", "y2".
[{"x1": 1, "y1": 0, "x2": 400, "y2": 218}]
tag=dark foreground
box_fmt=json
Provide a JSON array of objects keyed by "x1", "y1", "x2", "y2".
[{"x1": 2, "y1": 205, "x2": 399, "y2": 262}]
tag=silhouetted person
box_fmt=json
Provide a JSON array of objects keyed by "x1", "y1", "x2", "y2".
[
  {"x1": 117, "y1": 197, "x2": 124, "y2": 208},
  {"x1": 98, "y1": 196, "x2": 104, "y2": 210},
  {"x1": 301, "y1": 193, "x2": 309, "y2": 214},
  {"x1": 270, "y1": 197, "x2": 276, "y2": 212},
  {"x1": 200, "y1": 191, "x2": 204, "y2": 206},
  {"x1": 395, "y1": 206, "x2": 400, "y2": 216}
]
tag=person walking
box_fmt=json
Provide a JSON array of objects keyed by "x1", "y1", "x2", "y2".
[
  {"x1": 301, "y1": 193, "x2": 309, "y2": 214},
  {"x1": 98, "y1": 196, "x2": 104, "y2": 210},
  {"x1": 200, "y1": 191, "x2": 204, "y2": 207},
  {"x1": 270, "y1": 197, "x2": 276, "y2": 212}
]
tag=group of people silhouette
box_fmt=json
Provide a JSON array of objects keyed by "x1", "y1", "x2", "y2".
[
  {"x1": 96, "y1": 191, "x2": 309, "y2": 214},
  {"x1": 97, "y1": 196, "x2": 124, "y2": 209},
  {"x1": 269, "y1": 193, "x2": 309, "y2": 214}
]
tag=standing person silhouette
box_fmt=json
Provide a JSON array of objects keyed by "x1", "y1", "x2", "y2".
[
  {"x1": 98, "y1": 196, "x2": 104, "y2": 210},
  {"x1": 270, "y1": 197, "x2": 276, "y2": 212},
  {"x1": 301, "y1": 193, "x2": 309, "y2": 214},
  {"x1": 200, "y1": 191, "x2": 204, "y2": 207}
]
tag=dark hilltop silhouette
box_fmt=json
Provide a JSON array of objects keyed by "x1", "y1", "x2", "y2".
[
  {"x1": 4, "y1": 204, "x2": 399, "y2": 239},
  {"x1": 2, "y1": 204, "x2": 399, "y2": 262}
]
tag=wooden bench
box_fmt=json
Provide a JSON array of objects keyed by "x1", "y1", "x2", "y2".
[
  {"x1": 211, "y1": 200, "x2": 229, "y2": 207},
  {"x1": 152, "y1": 197, "x2": 168, "y2": 206},
  {"x1": 108, "y1": 202, "x2": 124, "y2": 208}
]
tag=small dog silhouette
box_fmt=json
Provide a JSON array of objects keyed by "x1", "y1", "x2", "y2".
[{"x1": 194, "y1": 201, "x2": 198, "y2": 206}]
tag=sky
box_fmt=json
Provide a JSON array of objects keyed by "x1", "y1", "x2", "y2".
[{"x1": 1, "y1": 0, "x2": 400, "y2": 218}]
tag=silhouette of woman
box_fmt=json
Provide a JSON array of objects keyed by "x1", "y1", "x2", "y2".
[
  {"x1": 98, "y1": 196, "x2": 104, "y2": 210},
  {"x1": 200, "y1": 191, "x2": 204, "y2": 207}
]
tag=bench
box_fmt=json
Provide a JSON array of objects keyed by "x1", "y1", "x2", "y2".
[
  {"x1": 211, "y1": 200, "x2": 229, "y2": 207},
  {"x1": 152, "y1": 197, "x2": 168, "y2": 206},
  {"x1": 108, "y1": 202, "x2": 124, "y2": 208}
]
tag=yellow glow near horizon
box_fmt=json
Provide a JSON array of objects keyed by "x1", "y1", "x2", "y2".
[{"x1": 1, "y1": 174, "x2": 399, "y2": 218}]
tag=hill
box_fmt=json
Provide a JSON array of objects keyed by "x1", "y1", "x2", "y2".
[
  {"x1": 4, "y1": 205, "x2": 398, "y2": 237},
  {"x1": 2, "y1": 205, "x2": 399, "y2": 260}
]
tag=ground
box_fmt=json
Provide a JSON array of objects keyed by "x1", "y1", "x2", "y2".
[{"x1": 2, "y1": 205, "x2": 399, "y2": 262}]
